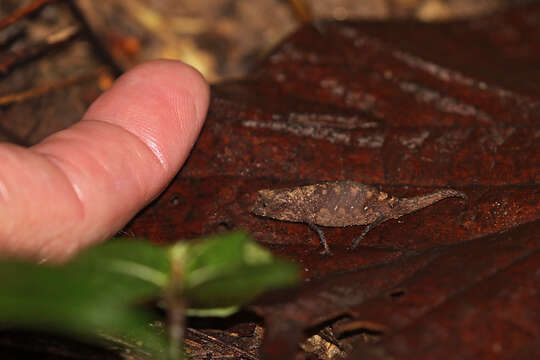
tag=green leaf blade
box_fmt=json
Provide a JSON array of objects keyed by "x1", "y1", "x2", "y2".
[
  {"x1": 177, "y1": 231, "x2": 300, "y2": 309},
  {"x1": 185, "y1": 260, "x2": 300, "y2": 309},
  {"x1": 0, "y1": 239, "x2": 171, "y2": 358}
]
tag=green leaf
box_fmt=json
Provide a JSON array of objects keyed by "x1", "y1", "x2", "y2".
[
  {"x1": 185, "y1": 260, "x2": 299, "y2": 309},
  {"x1": 174, "y1": 231, "x2": 300, "y2": 309},
  {"x1": 0, "y1": 239, "x2": 170, "y2": 358},
  {"x1": 0, "y1": 232, "x2": 300, "y2": 359},
  {"x1": 182, "y1": 232, "x2": 252, "y2": 288}
]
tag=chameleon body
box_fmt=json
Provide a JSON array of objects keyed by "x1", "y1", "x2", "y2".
[{"x1": 251, "y1": 181, "x2": 466, "y2": 254}]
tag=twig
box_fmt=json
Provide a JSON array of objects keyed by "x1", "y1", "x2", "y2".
[
  {"x1": 1, "y1": 0, "x2": 123, "y2": 77},
  {"x1": 0, "y1": 66, "x2": 107, "y2": 106},
  {"x1": 0, "y1": 25, "x2": 80, "y2": 75},
  {"x1": 0, "y1": 23, "x2": 25, "y2": 47},
  {"x1": 165, "y1": 248, "x2": 186, "y2": 360},
  {"x1": 66, "y1": 1, "x2": 124, "y2": 77},
  {"x1": 287, "y1": 0, "x2": 325, "y2": 33},
  {"x1": 288, "y1": 0, "x2": 313, "y2": 23},
  {"x1": 186, "y1": 328, "x2": 259, "y2": 360},
  {"x1": 0, "y1": 0, "x2": 60, "y2": 30}
]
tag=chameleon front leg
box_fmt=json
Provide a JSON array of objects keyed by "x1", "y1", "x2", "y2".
[
  {"x1": 350, "y1": 216, "x2": 386, "y2": 249},
  {"x1": 308, "y1": 223, "x2": 332, "y2": 255}
]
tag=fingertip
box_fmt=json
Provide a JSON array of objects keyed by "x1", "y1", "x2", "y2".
[
  {"x1": 4, "y1": 60, "x2": 210, "y2": 260},
  {"x1": 83, "y1": 59, "x2": 210, "y2": 175}
]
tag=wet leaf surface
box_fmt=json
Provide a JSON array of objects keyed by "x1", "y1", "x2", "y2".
[{"x1": 125, "y1": 4, "x2": 540, "y2": 359}]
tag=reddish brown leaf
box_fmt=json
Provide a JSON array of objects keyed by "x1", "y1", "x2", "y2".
[
  {"x1": 123, "y1": 3, "x2": 540, "y2": 359},
  {"x1": 349, "y1": 224, "x2": 540, "y2": 360},
  {"x1": 251, "y1": 250, "x2": 436, "y2": 359}
]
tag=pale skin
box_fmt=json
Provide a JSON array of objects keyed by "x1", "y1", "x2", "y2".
[{"x1": 0, "y1": 60, "x2": 210, "y2": 261}]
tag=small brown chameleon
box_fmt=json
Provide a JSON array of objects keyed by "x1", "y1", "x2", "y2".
[{"x1": 251, "y1": 181, "x2": 466, "y2": 255}]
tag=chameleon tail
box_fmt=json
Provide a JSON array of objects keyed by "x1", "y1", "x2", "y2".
[{"x1": 395, "y1": 189, "x2": 467, "y2": 217}]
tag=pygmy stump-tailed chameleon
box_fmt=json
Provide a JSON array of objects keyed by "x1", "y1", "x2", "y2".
[{"x1": 251, "y1": 181, "x2": 466, "y2": 255}]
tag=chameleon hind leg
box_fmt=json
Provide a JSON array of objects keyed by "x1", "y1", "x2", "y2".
[
  {"x1": 308, "y1": 223, "x2": 332, "y2": 255},
  {"x1": 350, "y1": 216, "x2": 386, "y2": 249}
]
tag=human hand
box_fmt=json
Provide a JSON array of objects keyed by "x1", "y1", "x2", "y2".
[{"x1": 0, "y1": 60, "x2": 210, "y2": 261}]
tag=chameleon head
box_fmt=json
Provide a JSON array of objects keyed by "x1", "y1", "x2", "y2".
[{"x1": 251, "y1": 188, "x2": 304, "y2": 222}]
